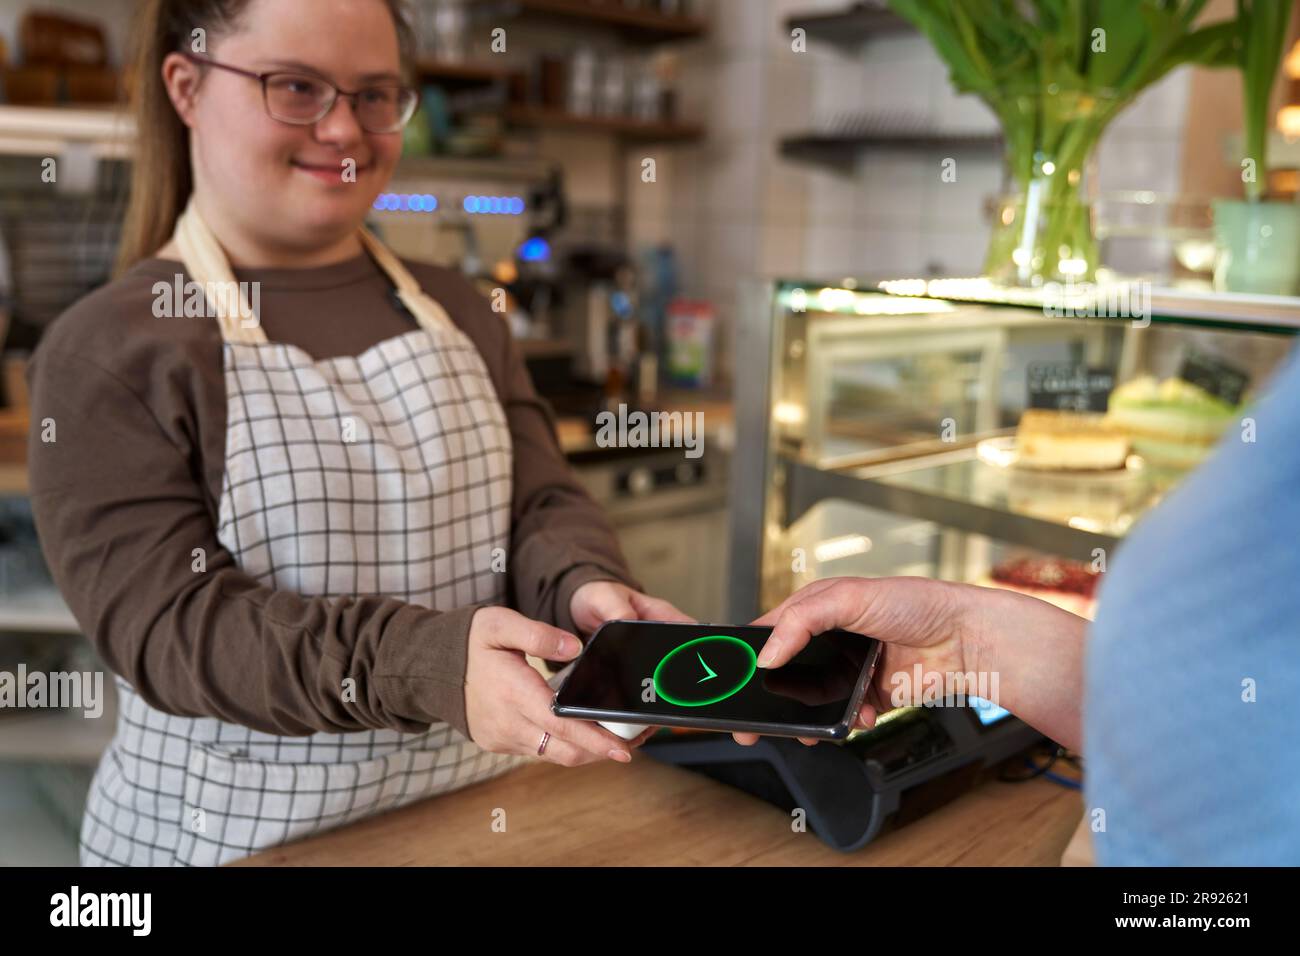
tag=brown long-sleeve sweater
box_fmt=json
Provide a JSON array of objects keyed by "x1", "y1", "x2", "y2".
[{"x1": 26, "y1": 252, "x2": 637, "y2": 740}]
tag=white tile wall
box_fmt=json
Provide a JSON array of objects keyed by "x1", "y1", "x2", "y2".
[{"x1": 761, "y1": 156, "x2": 812, "y2": 219}]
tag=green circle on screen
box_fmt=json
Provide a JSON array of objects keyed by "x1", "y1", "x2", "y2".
[{"x1": 652, "y1": 635, "x2": 758, "y2": 707}]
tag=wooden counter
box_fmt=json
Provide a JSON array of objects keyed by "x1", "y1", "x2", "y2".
[{"x1": 235, "y1": 753, "x2": 1082, "y2": 866}]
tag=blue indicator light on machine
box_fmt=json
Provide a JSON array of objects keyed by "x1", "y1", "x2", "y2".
[
  {"x1": 519, "y1": 236, "x2": 550, "y2": 262},
  {"x1": 460, "y1": 195, "x2": 525, "y2": 215},
  {"x1": 374, "y1": 193, "x2": 441, "y2": 213}
]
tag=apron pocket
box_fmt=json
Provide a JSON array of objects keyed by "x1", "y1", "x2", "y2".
[{"x1": 174, "y1": 738, "x2": 519, "y2": 866}]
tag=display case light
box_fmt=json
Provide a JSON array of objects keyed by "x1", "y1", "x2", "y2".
[
  {"x1": 772, "y1": 401, "x2": 805, "y2": 426},
  {"x1": 781, "y1": 284, "x2": 954, "y2": 316},
  {"x1": 813, "y1": 534, "x2": 873, "y2": 563}
]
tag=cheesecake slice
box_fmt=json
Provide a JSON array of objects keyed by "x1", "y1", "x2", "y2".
[{"x1": 1015, "y1": 409, "x2": 1131, "y2": 471}]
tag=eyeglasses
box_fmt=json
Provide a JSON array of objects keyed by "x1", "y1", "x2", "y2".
[{"x1": 180, "y1": 51, "x2": 419, "y2": 134}]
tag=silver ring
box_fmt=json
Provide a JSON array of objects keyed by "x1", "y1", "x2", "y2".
[{"x1": 537, "y1": 731, "x2": 550, "y2": 756}]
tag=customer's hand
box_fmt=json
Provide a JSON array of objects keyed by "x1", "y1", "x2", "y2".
[
  {"x1": 734, "y1": 576, "x2": 1087, "y2": 751},
  {"x1": 464, "y1": 606, "x2": 638, "y2": 766},
  {"x1": 734, "y1": 576, "x2": 988, "y2": 747},
  {"x1": 569, "y1": 580, "x2": 695, "y2": 636}
]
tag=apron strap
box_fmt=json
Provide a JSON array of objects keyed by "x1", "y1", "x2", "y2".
[
  {"x1": 357, "y1": 227, "x2": 456, "y2": 334},
  {"x1": 173, "y1": 200, "x2": 456, "y2": 344},
  {"x1": 174, "y1": 201, "x2": 268, "y2": 345}
]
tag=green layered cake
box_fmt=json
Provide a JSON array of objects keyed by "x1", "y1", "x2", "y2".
[{"x1": 1104, "y1": 376, "x2": 1240, "y2": 471}]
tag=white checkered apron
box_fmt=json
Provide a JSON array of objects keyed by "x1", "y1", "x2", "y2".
[{"x1": 80, "y1": 209, "x2": 522, "y2": 866}]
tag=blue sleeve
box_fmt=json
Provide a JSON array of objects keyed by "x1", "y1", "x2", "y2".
[{"x1": 1085, "y1": 349, "x2": 1300, "y2": 865}]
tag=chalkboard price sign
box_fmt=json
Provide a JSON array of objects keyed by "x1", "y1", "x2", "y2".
[
  {"x1": 1026, "y1": 363, "x2": 1116, "y2": 412},
  {"x1": 1179, "y1": 351, "x2": 1249, "y2": 406}
]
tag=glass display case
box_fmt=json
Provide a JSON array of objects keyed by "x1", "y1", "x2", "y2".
[{"x1": 728, "y1": 278, "x2": 1299, "y2": 622}]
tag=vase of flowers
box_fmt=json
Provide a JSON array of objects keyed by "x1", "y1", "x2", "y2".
[
  {"x1": 982, "y1": 88, "x2": 1120, "y2": 285},
  {"x1": 890, "y1": 0, "x2": 1239, "y2": 286}
]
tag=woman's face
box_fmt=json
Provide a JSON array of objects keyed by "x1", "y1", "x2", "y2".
[{"x1": 168, "y1": 0, "x2": 405, "y2": 257}]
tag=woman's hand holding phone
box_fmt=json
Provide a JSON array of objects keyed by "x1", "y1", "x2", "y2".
[
  {"x1": 464, "y1": 606, "x2": 648, "y2": 766},
  {"x1": 568, "y1": 580, "x2": 695, "y2": 636},
  {"x1": 567, "y1": 581, "x2": 694, "y2": 743}
]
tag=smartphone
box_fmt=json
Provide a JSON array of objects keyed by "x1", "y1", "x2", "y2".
[{"x1": 552, "y1": 620, "x2": 881, "y2": 740}]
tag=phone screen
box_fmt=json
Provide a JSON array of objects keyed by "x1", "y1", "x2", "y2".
[{"x1": 554, "y1": 621, "x2": 878, "y2": 731}]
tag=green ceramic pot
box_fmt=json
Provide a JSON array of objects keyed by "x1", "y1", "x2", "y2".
[{"x1": 1212, "y1": 199, "x2": 1300, "y2": 296}]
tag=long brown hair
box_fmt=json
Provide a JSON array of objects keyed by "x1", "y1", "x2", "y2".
[{"x1": 114, "y1": 0, "x2": 413, "y2": 276}]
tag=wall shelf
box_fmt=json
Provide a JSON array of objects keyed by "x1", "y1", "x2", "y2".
[
  {"x1": 505, "y1": 105, "x2": 703, "y2": 143},
  {"x1": 0, "y1": 104, "x2": 132, "y2": 160},
  {"x1": 499, "y1": 0, "x2": 707, "y2": 43},
  {"x1": 0, "y1": 101, "x2": 702, "y2": 164},
  {"x1": 779, "y1": 131, "x2": 1001, "y2": 171},
  {"x1": 414, "y1": 59, "x2": 520, "y2": 90},
  {"x1": 786, "y1": 3, "x2": 915, "y2": 50}
]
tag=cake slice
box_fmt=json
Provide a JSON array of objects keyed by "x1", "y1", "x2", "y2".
[
  {"x1": 1015, "y1": 409, "x2": 1131, "y2": 471},
  {"x1": 1104, "y1": 376, "x2": 1239, "y2": 470},
  {"x1": 981, "y1": 556, "x2": 1101, "y2": 619}
]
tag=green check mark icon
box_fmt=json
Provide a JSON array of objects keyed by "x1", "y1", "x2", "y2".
[{"x1": 696, "y1": 652, "x2": 717, "y2": 683}]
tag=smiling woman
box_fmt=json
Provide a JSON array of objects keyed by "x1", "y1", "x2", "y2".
[
  {"x1": 26, "y1": 0, "x2": 690, "y2": 868},
  {"x1": 118, "y1": 0, "x2": 418, "y2": 271}
]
